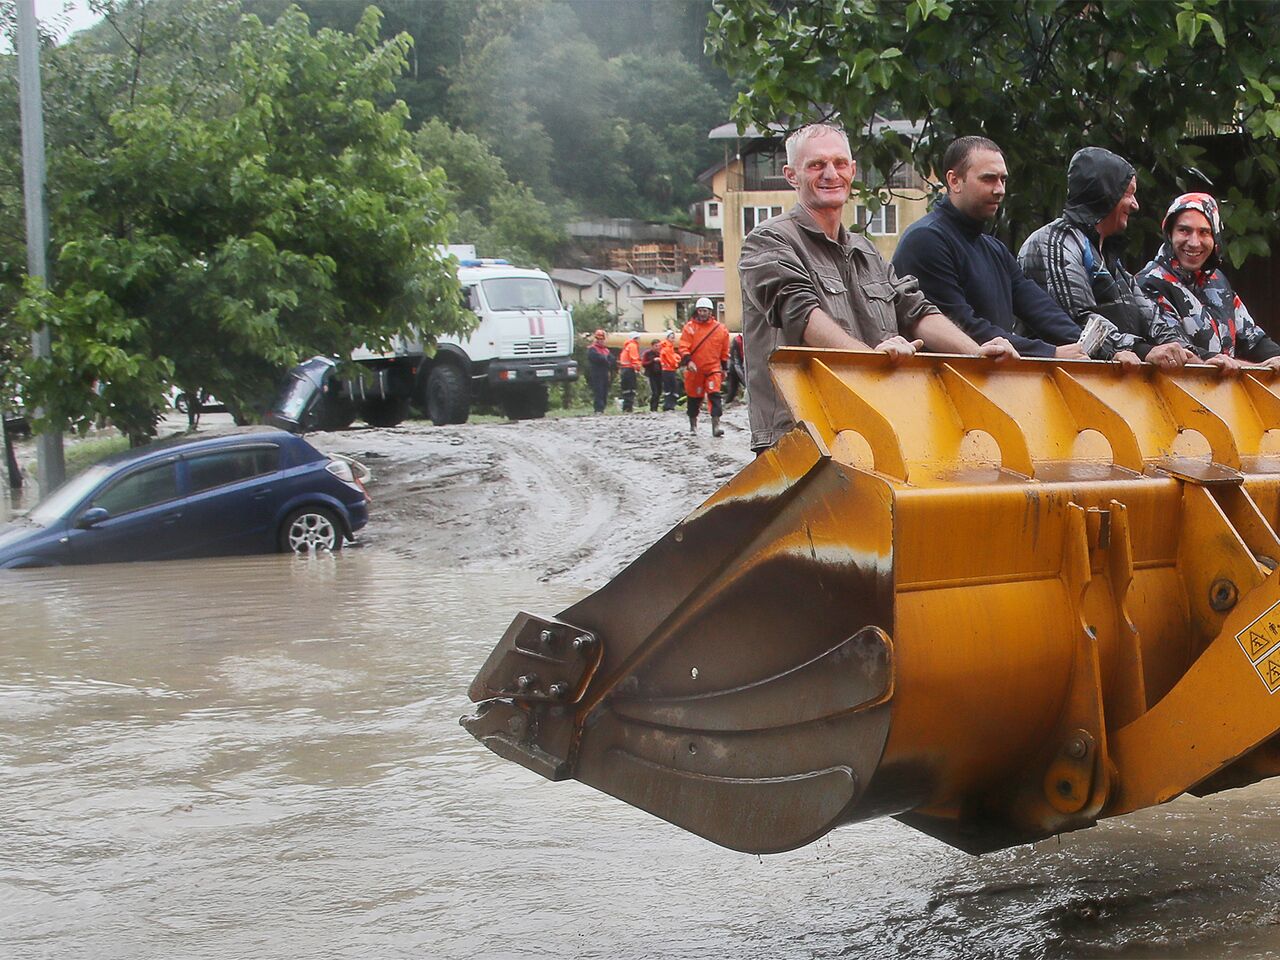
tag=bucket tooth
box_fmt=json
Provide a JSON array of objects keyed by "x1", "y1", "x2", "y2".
[{"x1": 460, "y1": 699, "x2": 573, "y2": 781}]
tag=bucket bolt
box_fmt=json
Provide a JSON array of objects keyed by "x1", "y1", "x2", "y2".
[
  {"x1": 515, "y1": 674, "x2": 537, "y2": 693},
  {"x1": 1209, "y1": 579, "x2": 1238, "y2": 613}
]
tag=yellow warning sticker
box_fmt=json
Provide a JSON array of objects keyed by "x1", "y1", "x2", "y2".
[
  {"x1": 1258, "y1": 654, "x2": 1280, "y2": 695},
  {"x1": 1247, "y1": 630, "x2": 1274, "y2": 658},
  {"x1": 1236, "y1": 599, "x2": 1280, "y2": 693}
]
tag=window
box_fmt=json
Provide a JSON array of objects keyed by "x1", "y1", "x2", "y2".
[
  {"x1": 30, "y1": 464, "x2": 112, "y2": 526},
  {"x1": 480, "y1": 278, "x2": 561, "y2": 311},
  {"x1": 743, "y1": 148, "x2": 789, "y2": 190},
  {"x1": 187, "y1": 446, "x2": 280, "y2": 494},
  {"x1": 857, "y1": 204, "x2": 899, "y2": 236},
  {"x1": 92, "y1": 463, "x2": 180, "y2": 517},
  {"x1": 743, "y1": 205, "x2": 784, "y2": 236},
  {"x1": 707, "y1": 201, "x2": 720, "y2": 217},
  {"x1": 887, "y1": 163, "x2": 923, "y2": 190}
]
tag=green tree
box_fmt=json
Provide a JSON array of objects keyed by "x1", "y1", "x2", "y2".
[
  {"x1": 450, "y1": 1, "x2": 731, "y2": 220},
  {"x1": 5, "y1": 2, "x2": 464, "y2": 440},
  {"x1": 413, "y1": 118, "x2": 566, "y2": 267},
  {"x1": 244, "y1": 0, "x2": 485, "y2": 128},
  {"x1": 709, "y1": 0, "x2": 1280, "y2": 262}
]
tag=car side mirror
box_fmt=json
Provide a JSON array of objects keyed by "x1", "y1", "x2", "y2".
[{"x1": 75, "y1": 507, "x2": 110, "y2": 529}]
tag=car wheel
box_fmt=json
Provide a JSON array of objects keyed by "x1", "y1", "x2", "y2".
[
  {"x1": 426, "y1": 364, "x2": 470, "y2": 425},
  {"x1": 279, "y1": 506, "x2": 344, "y2": 554}
]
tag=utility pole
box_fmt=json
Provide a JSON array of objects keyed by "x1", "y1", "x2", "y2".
[{"x1": 16, "y1": 0, "x2": 65, "y2": 496}]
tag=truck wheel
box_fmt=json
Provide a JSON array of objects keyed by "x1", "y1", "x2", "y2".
[
  {"x1": 360, "y1": 397, "x2": 410, "y2": 428},
  {"x1": 279, "y1": 505, "x2": 343, "y2": 553},
  {"x1": 426, "y1": 365, "x2": 470, "y2": 426},
  {"x1": 500, "y1": 385, "x2": 549, "y2": 421}
]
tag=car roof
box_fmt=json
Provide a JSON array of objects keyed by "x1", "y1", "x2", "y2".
[{"x1": 93, "y1": 427, "x2": 301, "y2": 469}]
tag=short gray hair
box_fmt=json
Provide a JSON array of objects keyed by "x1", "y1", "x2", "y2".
[{"x1": 785, "y1": 123, "x2": 851, "y2": 167}]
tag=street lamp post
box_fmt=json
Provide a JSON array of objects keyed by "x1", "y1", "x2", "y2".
[{"x1": 16, "y1": 0, "x2": 65, "y2": 496}]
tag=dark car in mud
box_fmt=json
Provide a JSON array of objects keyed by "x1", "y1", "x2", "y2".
[
  {"x1": 0, "y1": 428, "x2": 369, "y2": 568},
  {"x1": 265, "y1": 356, "x2": 358, "y2": 433}
]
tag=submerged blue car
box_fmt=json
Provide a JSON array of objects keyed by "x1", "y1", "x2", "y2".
[{"x1": 0, "y1": 428, "x2": 369, "y2": 568}]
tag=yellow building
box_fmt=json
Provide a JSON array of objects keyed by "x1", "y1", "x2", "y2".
[{"x1": 698, "y1": 120, "x2": 935, "y2": 331}]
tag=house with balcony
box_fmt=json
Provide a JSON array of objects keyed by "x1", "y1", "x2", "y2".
[{"x1": 699, "y1": 118, "x2": 934, "y2": 330}]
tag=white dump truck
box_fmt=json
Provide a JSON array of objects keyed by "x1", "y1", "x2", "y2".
[{"x1": 348, "y1": 248, "x2": 578, "y2": 426}]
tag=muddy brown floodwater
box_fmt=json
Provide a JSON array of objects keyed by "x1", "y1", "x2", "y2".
[{"x1": 5, "y1": 407, "x2": 1280, "y2": 959}]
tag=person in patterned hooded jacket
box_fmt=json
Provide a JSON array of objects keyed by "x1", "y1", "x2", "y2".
[{"x1": 1136, "y1": 193, "x2": 1280, "y2": 373}]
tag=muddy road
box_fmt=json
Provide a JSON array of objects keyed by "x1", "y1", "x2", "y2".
[{"x1": 313, "y1": 404, "x2": 753, "y2": 587}]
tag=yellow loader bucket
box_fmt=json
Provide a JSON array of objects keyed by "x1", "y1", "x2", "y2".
[{"x1": 463, "y1": 350, "x2": 1280, "y2": 854}]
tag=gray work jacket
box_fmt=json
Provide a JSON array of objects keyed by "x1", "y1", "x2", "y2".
[{"x1": 739, "y1": 204, "x2": 940, "y2": 451}]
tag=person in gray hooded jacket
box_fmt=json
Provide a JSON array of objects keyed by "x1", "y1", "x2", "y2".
[{"x1": 1018, "y1": 147, "x2": 1190, "y2": 369}]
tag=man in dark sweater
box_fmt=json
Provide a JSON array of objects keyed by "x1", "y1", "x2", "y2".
[{"x1": 893, "y1": 137, "x2": 1129, "y2": 363}]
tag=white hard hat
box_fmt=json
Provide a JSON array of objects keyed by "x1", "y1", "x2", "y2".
[{"x1": 695, "y1": 297, "x2": 714, "y2": 311}]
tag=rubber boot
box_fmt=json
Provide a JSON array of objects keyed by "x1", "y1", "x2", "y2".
[
  {"x1": 688, "y1": 414, "x2": 698, "y2": 435},
  {"x1": 711, "y1": 416, "x2": 724, "y2": 438}
]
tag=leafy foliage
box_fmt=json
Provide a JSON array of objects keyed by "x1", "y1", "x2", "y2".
[
  {"x1": 4, "y1": 1, "x2": 463, "y2": 439},
  {"x1": 709, "y1": 0, "x2": 1280, "y2": 262},
  {"x1": 413, "y1": 118, "x2": 565, "y2": 267},
  {"x1": 261, "y1": 0, "x2": 732, "y2": 221},
  {"x1": 451, "y1": 2, "x2": 728, "y2": 219}
]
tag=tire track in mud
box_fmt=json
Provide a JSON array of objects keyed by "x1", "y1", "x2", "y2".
[{"x1": 312, "y1": 404, "x2": 753, "y2": 589}]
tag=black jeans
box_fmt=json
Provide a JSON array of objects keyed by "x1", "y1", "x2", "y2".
[
  {"x1": 661, "y1": 370, "x2": 678, "y2": 411},
  {"x1": 619, "y1": 369, "x2": 637, "y2": 412},
  {"x1": 646, "y1": 372, "x2": 663, "y2": 411}
]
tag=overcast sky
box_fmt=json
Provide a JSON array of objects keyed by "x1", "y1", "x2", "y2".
[{"x1": 35, "y1": 0, "x2": 102, "y2": 42}]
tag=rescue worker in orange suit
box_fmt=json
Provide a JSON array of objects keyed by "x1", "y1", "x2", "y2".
[
  {"x1": 585, "y1": 329, "x2": 615, "y2": 414},
  {"x1": 617, "y1": 334, "x2": 642, "y2": 413},
  {"x1": 659, "y1": 331, "x2": 680, "y2": 411},
  {"x1": 678, "y1": 297, "x2": 731, "y2": 437},
  {"x1": 640, "y1": 338, "x2": 664, "y2": 412}
]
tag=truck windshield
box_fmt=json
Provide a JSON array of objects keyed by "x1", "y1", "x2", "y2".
[{"x1": 481, "y1": 278, "x2": 561, "y2": 311}]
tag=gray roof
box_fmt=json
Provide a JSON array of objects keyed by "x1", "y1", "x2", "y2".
[
  {"x1": 551, "y1": 268, "x2": 679, "y2": 294},
  {"x1": 550, "y1": 268, "x2": 617, "y2": 289}
]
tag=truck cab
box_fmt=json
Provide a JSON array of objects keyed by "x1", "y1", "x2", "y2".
[{"x1": 350, "y1": 252, "x2": 578, "y2": 426}]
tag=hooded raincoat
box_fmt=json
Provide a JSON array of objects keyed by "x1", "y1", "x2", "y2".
[
  {"x1": 1018, "y1": 147, "x2": 1172, "y2": 359},
  {"x1": 1135, "y1": 193, "x2": 1280, "y2": 362}
]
